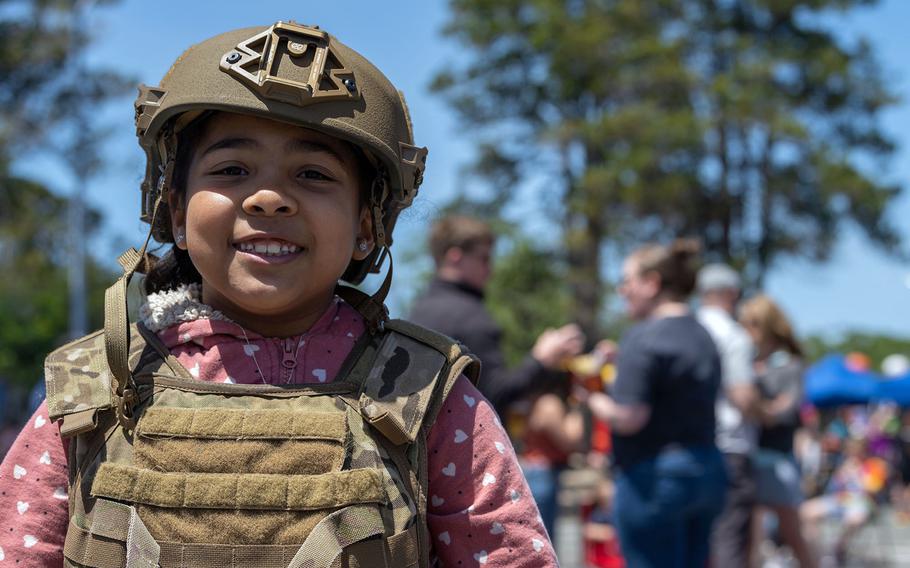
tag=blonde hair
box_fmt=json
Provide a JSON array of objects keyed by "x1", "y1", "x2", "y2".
[
  {"x1": 739, "y1": 294, "x2": 803, "y2": 357},
  {"x1": 429, "y1": 215, "x2": 495, "y2": 266},
  {"x1": 631, "y1": 238, "x2": 702, "y2": 301}
]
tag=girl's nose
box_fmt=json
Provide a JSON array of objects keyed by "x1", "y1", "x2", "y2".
[{"x1": 241, "y1": 187, "x2": 298, "y2": 216}]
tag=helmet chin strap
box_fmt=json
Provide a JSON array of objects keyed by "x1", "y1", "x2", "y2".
[
  {"x1": 336, "y1": 165, "x2": 394, "y2": 333},
  {"x1": 336, "y1": 248, "x2": 393, "y2": 335}
]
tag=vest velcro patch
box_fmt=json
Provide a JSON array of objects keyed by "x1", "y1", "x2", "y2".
[
  {"x1": 137, "y1": 408, "x2": 346, "y2": 441},
  {"x1": 358, "y1": 331, "x2": 446, "y2": 444},
  {"x1": 91, "y1": 463, "x2": 386, "y2": 510}
]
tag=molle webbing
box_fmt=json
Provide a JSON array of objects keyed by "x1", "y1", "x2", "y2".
[
  {"x1": 64, "y1": 518, "x2": 300, "y2": 568},
  {"x1": 91, "y1": 463, "x2": 385, "y2": 510},
  {"x1": 64, "y1": 499, "x2": 160, "y2": 568},
  {"x1": 137, "y1": 408, "x2": 346, "y2": 440},
  {"x1": 287, "y1": 504, "x2": 386, "y2": 568},
  {"x1": 65, "y1": 512, "x2": 418, "y2": 568}
]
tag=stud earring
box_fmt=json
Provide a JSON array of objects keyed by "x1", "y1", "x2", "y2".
[
  {"x1": 175, "y1": 229, "x2": 185, "y2": 245},
  {"x1": 357, "y1": 240, "x2": 369, "y2": 252}
]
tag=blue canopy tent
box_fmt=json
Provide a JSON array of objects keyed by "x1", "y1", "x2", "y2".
[{"x1": 805, "y1": 354, "x2": 910, "y2": 407}]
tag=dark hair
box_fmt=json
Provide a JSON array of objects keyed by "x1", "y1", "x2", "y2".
[
  {"x1": 632, "y1": 238, "x2": 701, "y2": 301},
  {"x1": 142, "y1": 115, "x2": 208, "y2": 295},
  {"x1": 142, "y1": 112, "x2": 376, "y2": 295}
]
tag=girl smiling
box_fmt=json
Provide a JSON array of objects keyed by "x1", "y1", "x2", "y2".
[{"x1": 0, "y1": 22, "x2": 555, "y2": 568}]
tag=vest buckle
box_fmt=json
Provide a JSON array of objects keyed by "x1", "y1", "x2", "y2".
[{"x1": 117, "y1": 386, "x2": 138, "y2": 432}]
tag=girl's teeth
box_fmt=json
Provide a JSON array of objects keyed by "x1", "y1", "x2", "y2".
[{"x1": 239, "y1": 241, "x2": 300, "y2": 256}]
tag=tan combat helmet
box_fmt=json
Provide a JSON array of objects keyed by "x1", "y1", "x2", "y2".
[{"x1": 134, "y1": 21, "x2": 428, "y2": 284}]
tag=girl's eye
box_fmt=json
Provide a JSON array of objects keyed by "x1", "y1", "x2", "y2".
[
  {"x1": 300, "y1": 169, "x2": 333, "y2": 182},
  {"x1": 212, "y1": 165, "x2": 247, "y2": 176}
]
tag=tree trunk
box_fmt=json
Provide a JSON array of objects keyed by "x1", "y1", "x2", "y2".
[
  {"x1": 562, "y1": 142, "x2": 603, "y2": 342},
  {"x1": 754, "y1": 132, "x2": 775, "y2": 289}
]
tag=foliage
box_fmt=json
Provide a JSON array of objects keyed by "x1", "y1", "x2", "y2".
[
  {"x1": 804, "y1": 331, "x2": 910, "y2": 370},
  {"x1": 0, "y1": 0, "x2": 129, "y2": 388},
  {"x1": 433, "y1": 0, "x2": 903, "y2": 337},
  {"x1": 486, "y1": 239, "x2": 573, "y2": 366},
  {"x1": 0, "y1": 0, "x2": 131, "y2": 165},
  {"x1": 0, "y1": 177, "x2": 112, "y2": 387}
]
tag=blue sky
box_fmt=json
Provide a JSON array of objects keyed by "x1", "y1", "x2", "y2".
[{"x1": 13, "y1": 0, "x2": 909, "y2": 339}]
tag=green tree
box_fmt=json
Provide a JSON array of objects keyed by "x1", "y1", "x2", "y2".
[
  {"x1": 433, "y1": 0, "x2": 903, "y2": 337},
  {"x1": 684, "y1": 0, "x2": 902, "y2": 285},
  {"x1": 486, "y1": 239, "x2": 573, "y2": 366},
  {"x1": 0, "y1": 178, "x2": 112, "y2": 386},
  {"x1": 0, "y1": 0, "x2": 129, "y2": 388},
  {"x1": 803, "y1": 331, "x2": 910, "y2": 370},
  {"x1": 0, "y1": 0, "x2": 129, "y2": 162}
]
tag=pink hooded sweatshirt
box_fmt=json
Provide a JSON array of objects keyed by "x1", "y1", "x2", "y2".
[{"x1": 0, "y1": 287, "x2": 557, "y2": 567}]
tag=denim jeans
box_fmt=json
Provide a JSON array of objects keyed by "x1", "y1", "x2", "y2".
[
  {"x1": 614, "y1": 445, "x2": 727, "y2": 568},
  {"x1": 523, "y1": 463, "x2": 561, "y2": 540}
]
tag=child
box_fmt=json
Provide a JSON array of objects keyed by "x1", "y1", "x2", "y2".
[
  {"x1": 801, "y1": 437, "x2": 888, "y2": 564},
  {"x1": 0, "y1": 22, "x2": 555, "y2": 567}
]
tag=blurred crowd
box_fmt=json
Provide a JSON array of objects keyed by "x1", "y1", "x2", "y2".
[
  {"x1": 411, "y1": 215, "x2": 910, "y2": 568},
  {"x1": 542, "y1": 271, "x2": 908, "y2": 566}
]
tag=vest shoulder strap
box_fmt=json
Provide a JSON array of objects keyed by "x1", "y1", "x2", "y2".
[
  {"x1": 355, "y1": 319, "x2": 480, "y2": 446},
  {"x1": 44, "y1": 324, "x2": 175, "y2": 436},
  {"x1": 45, "y1": 329, "x2": 112, "y2": 427}
]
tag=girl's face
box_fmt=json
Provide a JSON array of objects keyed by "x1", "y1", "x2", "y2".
[
  {"x1": 618, "y1": 256, "x2": 659, "y2": 320},
  {"x1": 170, "y1": 113, "x2": 373, "y2": 336}
]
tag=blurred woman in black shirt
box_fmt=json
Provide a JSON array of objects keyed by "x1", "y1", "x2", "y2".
[{"x1": 587, "y1": 240, "x2": 727, "y2": 568}]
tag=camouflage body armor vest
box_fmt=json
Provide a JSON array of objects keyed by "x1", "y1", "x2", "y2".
[{"x1": 45, "y1": 317, "x2": 478, "y2": 568}]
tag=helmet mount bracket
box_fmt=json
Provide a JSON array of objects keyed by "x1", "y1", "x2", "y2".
[{"x1": 220, "y1": 22, "x2": 360, "y2": 107}]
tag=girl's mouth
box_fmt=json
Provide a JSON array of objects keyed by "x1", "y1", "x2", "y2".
[{"x1": 234, "y1": 238, "x2": 302, "y2": 259}]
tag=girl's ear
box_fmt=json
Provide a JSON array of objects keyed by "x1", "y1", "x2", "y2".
[
  {"x1": 352, "y1": 205, "x2": 375, "y2": 261},
  {"x1": 168, "y1": 191, "x2": 188, "y2": 251}
]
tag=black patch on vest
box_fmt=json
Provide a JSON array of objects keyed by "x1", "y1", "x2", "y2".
[{"x1": 378, "y1": 346, "x2": 410, "y2": 398}]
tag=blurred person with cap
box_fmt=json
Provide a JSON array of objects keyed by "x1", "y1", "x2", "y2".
[
  {"x1": 409, "y1": 215, "x2": 585, "y2": 418},
  {"x1": 696, "y1": 263, "x2": 762, "y2": 567}
]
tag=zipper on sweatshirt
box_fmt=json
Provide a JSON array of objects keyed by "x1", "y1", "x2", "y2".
[{"x1": 281, "y1": 337, "x2": 298, "y2": 383}]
